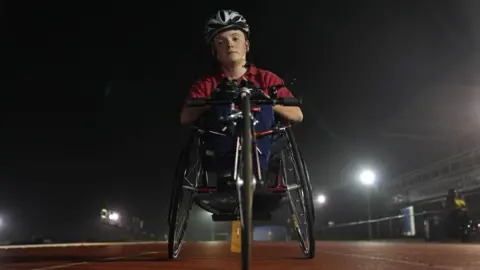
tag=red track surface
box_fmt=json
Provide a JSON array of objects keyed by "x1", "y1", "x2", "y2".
[{"x1": 1, "y1": 241, "x2": 479, "y2": 270}]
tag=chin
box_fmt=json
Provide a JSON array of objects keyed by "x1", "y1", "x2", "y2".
[
  {"x1": 224, "y1": 58, "x2": 243, "y2": 66},
  {"x1": 220, "y1": 54, "x2": 243, "y2": 64}
]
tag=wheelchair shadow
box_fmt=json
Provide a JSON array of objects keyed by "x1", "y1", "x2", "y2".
[
  {"x1": 284, "y1": 256, "x2": 312, "y2": 260},
  {"x1": 252, "y1": 256, "x2": 309, "y2": 261},
  {"x1": 97, "y1": 257, "x2": 171, "y2": 263},
  {"x1": 97, "y1": 256, "x2": 309, "y2": 264}
]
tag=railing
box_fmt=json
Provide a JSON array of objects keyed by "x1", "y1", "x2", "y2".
[{"x1": 316, "y1": 210, "x2": 442, "y2": 241}]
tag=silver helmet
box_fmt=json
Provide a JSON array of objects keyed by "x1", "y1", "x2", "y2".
[{"x1": 204, "y1": 10, "x2": 250, "y2": 44}]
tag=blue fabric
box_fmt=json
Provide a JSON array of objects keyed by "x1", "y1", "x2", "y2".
[{"x1": 201, "y1": 103, "x2": 274, "y2": 172}]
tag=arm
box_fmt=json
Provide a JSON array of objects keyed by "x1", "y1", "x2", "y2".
[
  {"x1": 267, "y1": 73, "x2": 304, "y2": 123},
  {"x1": 180, "y1": 106, "x2": 210, "y2": 125},
  {"x1": 273, "y1": 105, "x2": 303, "y2": 123},
  {"x1": 180, "y1": 79, "x2": 210, "y2": 125}
]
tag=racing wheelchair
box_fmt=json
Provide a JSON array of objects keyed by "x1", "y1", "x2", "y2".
[{"x1": 167, "y1": 82, "x2": 316, "y2": 269}]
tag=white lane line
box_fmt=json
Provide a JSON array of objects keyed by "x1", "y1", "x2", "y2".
[
  {"x1": 0, "y1": 241, "x2": 166, "y2": 250},
  {"x1": 29, "y1": 251, "x2": 160, "y2": 270},
  {"x1": 30, "y1": 262, "x2": 88, "y2": 270},
  {"x1": 321, "y1": 251, "x2": 464, "y2": 270}
]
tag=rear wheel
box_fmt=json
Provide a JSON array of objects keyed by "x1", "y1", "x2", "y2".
[
  {"x1": 282, "y1": 128, "x2": 316, "y2": 258},
  {"x1": 167, "y1": 135, "x2": 200, "y2": 259}
]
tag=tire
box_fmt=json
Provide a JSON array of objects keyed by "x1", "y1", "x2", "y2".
[
  {"x1": 240, "y1": 91, "x2": 253, "y2": 270},
  {"x1": 167, "y1": 136, "x2": 195, "y2": 259},
  {"x1": 285, "y1": 127, "x2": 316, "y2": 259}
]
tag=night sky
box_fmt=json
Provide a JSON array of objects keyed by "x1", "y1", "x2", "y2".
[{"x1": 4, "y1": 1, "x2": 480, "y2": 240}]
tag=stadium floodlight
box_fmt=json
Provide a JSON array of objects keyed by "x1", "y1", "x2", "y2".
[
  {"x1": 109, "y1": 212, "x2": 120, "y2": 221},
  {"x1": 359, "y1": 170, "x2": 376, "y2": 186},
  {"x1": 317, "y1": 194, "x2": 326, "y2": 204}
]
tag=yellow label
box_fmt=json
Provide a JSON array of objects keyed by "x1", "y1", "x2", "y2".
[
  {"x1": 292, "y1": 215, "x2": 299, "y2": 228},
  {"x1": 230, "y1": 221, "x2": 241, "y2": 253}
]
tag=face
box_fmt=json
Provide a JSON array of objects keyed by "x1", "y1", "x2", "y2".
[{"x1": 212, "y1": 29, "x2": 249, "y2": 66}]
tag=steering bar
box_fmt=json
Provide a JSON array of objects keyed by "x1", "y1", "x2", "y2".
[
  {"x1": 186, "y1": 83, "x2": 301, "y2": 107},
  {"x1": 186, "y1": 96, "x2": 301, "y2": 107}
]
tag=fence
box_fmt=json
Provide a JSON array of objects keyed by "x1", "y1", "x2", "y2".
[{"x1": 316, "y1": 210, "x2": 442, "y2": 241}]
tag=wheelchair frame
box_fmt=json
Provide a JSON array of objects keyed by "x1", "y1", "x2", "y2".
[{"x1": 168, "y1": 86, "x2": 316, "y2": 269}]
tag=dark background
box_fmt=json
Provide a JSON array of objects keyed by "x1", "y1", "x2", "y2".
[{"x1": 3, "y1": 1, "x2": 480, "y2": 241}]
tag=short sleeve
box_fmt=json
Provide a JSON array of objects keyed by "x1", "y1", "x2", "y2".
[
  {"x1": 265, "y1": 71, "x2": 294, "y2": 98},
  {"x1": 182, "y1": 78, "x2": 211, "y2": 109},
  {"x1": 189, "y1": 79, "x2": 208, "y2": 99}
]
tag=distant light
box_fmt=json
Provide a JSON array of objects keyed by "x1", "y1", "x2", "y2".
[
  {"x1": 0, "y1": 217, "x2": 3, "y2": 227},
  {"x1": 237, "y1": 178, "x2": 243, "y2": 186},
  {"x1": 236, "y1": 177, "x2": 256, "y2": 187},
  {"x1": 317, "y1": 194, "x2": 326, "y2": 204},
  {"x1": 359, "y1": 170, "x2": 376, "y2": 185},
  {"x1": 109, "y1": 212, "x2": 119, "y2": 221},
  {"x1": 100, "y1": 209, "x2": 108, "y2": 219}
]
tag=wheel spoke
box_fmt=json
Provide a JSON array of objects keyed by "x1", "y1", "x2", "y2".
[
  {"x1": 168, "y1": 137, "x2": 202, "y2": 260},
  {"x1": 280, "y1": 129, "x2": 316, "y2": 258}
]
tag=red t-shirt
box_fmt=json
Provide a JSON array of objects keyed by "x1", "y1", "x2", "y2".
[{"x1": 187, "y1": 64, "x2": 294, "y2": 99}]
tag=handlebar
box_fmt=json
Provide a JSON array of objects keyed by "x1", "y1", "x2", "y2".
[
  {"x1": 186, "y1": 96, "x2": 301, "y2": 107},
  {"x1": 186, "y1": 85, "x2": 302, "y2": 107}
]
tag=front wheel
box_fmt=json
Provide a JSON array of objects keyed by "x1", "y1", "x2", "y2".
[{"x1": 239, "y1": 91, "x2": 254, "y2": 270}]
